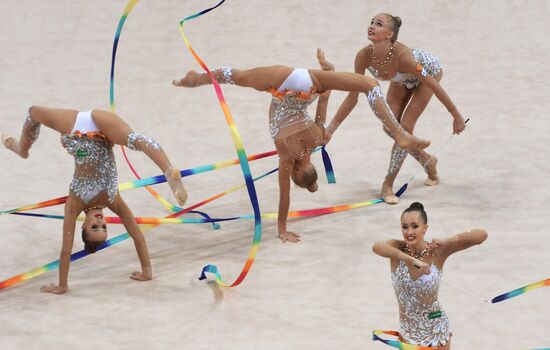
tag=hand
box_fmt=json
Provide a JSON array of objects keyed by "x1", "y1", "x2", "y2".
[
  {"x1": 452, "y1": 112, "x2": 466, "y2": 134},
  {"x1": 317, "y1": 48, "x2": 335, "y2": 71},
  {"x1": 130, "y1": 270, "x2": 152, "y2": 281},
  {"x1": 40, "y1": 283, "x2": 68, "y2": 294},
  {"x1": 278, "y1": 231, "x2": 301, "y2": 243},
  {"x1": 411, "y1": 259, "x2": 430, "y2": 275}
]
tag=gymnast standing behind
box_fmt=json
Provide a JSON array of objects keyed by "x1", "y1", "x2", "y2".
[
  {"x1": 173, "y1": 49, "x2": 430, "y2": 243},
  {"x1": 326, "y1": 13, "x2": 467, "y2": 204},
  {"x1": 372, "y1": 202, "x2": 487, "y2": 349},
  {"x1": 2, "y1": 107, "x2": 187, "y2": 294}
]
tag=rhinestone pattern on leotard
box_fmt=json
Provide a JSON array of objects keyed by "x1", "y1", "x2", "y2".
[
  {"x1": 269, "y1": 92, "x2": 319, "y2": 139},
  {"x1": 368, "y1": 48, "x2": 442, "y2": 89},
  {"x1": 391, "y1": 261, "x2": 452, "y2": 347},
  {"x1": 61, "y1": 134, "x2": 118, "y2": 204}
]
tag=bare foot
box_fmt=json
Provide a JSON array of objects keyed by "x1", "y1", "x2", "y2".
[
  {"x1": 172, "y1": 70, "x2": 201, "y2": 87},
  {"x1": 396, "y1": 134, "x2": 430, "y2": 152},
  {"x1": 2, "y1": 133, "x2": 28, "y2": 158},
  {"x1": 424, "y1": 156, "x2": 440, "y2": 186},
  {"x1": 165, "y1": 167, "x2": 188, "y2": 206},
  {"x1": 381, "y1": 183, "x2": 399, "y2": 204}
]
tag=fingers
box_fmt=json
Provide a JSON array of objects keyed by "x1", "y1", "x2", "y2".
[
  {"x1": 172, "y1": 79, "x2": 182, "y2": 86},
  {"x1": 278, "y1": 232, "x2": 301, "y2": 243},
  {"x1": 317, "y1": 48, "x2": 324, "y2": 61}
]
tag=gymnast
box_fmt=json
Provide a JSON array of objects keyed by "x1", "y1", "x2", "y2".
[
  {"x1": 172, "y1": 49, "x2": 430, "y2": 243},
  {"x1": 2, "y1": 107, "x2": 187, "y2": 294},
  {"x1": 326, "y1": 13, "x2": 467, "y2": 204},
  {"x1": 372, "y1": 202, "x2": 487, "y2": 349}
]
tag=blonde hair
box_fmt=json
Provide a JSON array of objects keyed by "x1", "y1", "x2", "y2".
[
  {"x1": 293, "y1": 163, "x2": 318, "y2": 192},
  {"x1": 382, "y1": 13, "x2": 402, "y2": 42}
]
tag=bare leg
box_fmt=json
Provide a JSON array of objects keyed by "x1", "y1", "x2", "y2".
[
  {"x1": 92, "y1": 110, "x2": 187, "y2": 206},
  {"x1": 2, "y1": 106, "x2": 78, "y2": 158},
  {"x1": 308, "y1": 69, "x2": 430, "y2": 152},
  {"x1": 173, "y1": 65, "x2": 293, "y2": 92},
  {"x1": 381, "y1": 73, "x2": 442, "y2": 200}
]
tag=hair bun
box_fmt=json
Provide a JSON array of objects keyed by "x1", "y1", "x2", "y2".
[
  {"x1": 394, "y1": 16, "x2": 402, "y2": 28},
  {"x1": 409, "y1": 202, "x2": 424, "y2": 211}
]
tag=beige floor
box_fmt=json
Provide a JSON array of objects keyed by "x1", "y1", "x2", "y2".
[{"x1": 1, "y1": 1, "x2": 549, "y2": 349}]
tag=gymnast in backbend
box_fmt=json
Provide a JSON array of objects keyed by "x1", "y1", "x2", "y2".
[{"x1": 2, "y1": 107, "x2": 187, "y2": 293}]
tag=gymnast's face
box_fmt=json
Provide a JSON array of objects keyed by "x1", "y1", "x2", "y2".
[
  {"x1": 83, "y1": 210, "x2": 108, "y2": 242},
  {"x1": 368, "y1": 14, "x2": 394, "y2": 42},
  {"x1": 401, "y1": 211, "x2": 428, "y2": 247}
]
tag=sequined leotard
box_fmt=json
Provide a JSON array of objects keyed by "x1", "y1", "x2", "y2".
[
  {"x1": 368, "y1": 48, "x2": 442, "y2": 89},
  {"x1": 268, "y1": 68, "x2": 319, "y2": 139},
  {"x1": 391, "y1": 261, "x2": 452, "y2": 347},
  {"x1": 60, "y1": 111, "x2": 118, "y2": 205}
]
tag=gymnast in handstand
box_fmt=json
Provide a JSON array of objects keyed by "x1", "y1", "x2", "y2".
[
  {"x1": 2, "y1": 107, "x2": 187, "y2": 294},
  {"x1": 172, "y1": 49, "x2": 430, "y2": 243}
]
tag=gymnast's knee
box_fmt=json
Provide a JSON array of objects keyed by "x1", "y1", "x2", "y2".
[
  {"x1": 363, "y1": 77, "x2": 380, "y2": 94},
  {"x1": 126, "y1": 132, "x2": 161, "y2": 151}
]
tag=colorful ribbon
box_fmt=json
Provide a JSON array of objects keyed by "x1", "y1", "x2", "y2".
[
  {"x1": 0, "y1": 165, "x2": 276, "y2": 290},
  {"x1": 372, "y1": 330, "x2": 436, "y2": 350},
  {"x1": 491, "y1": 278, "x2": 550, "y2": 303},
  {"x1": 109, "y1": 0, "x2": 194, "y2": 214},
  {"x1": 10, "y1": 189, "x2": 385, "y2": 224},
  {"x1": 178, "y1": 0, "x2": 262, "y2": 287},
  {"x1": 0, "y1": 150, "x2": 277, "y2": 215}
]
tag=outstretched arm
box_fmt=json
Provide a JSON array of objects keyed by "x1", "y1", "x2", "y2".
[
  {"x1": 400, "y1": 54, "x2": 466, "y2": 134},
  {"x1": 40, "y1": 195, "x2": 81, "y2": 294},
  {"x1": 432, "y1": 229, "x2": 488, "y2": 260},
  {"x1": 108, "y1": 194, "x2": 152, "y2": 281},
  {"x1": 372, "y1": 239, "x2": 430, "y2": 274},
  {"x1": 324, "y1": 50, "x2": 367, "y2": 141},
  {"x1": 277, "y1": 158, "x2": 300, "y2": 243}
]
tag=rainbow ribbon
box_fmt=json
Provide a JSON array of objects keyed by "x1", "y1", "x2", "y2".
[
  {"x1": 0, "y1": 166, "x2": 277, "y2": 291},
  {"x1": 109, "y1": 0, "x2": 190, "y2": 214},
  {"x1": 178, "y1": 0, "x2": 263, "y2": 287},
  {"x1": 0, "y1": 149, "x2": 277, "y2": 215},
  {"x1": 491, "y1": 278, "x2": 550, "y2": 303},
  {"x1": 9, "y1": 188, "x2": 385, "y2": 224},
  {"x1": 372, "y1": 330, "x2": 437, "y2": 350}
]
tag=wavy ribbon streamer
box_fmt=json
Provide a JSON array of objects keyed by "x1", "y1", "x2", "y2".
[
  {"x1": 372, "y1": 330, "x2": 436, "y2": 350},
  {"x1": 178, "y1": 0, "x2": 263, "y2": 287},
  {"x1": 10, "y1": 189, "x2": 385, "y2": 224},
  {"x1": 0, "y1": 150, "x2": 277, "y2": 215},
  {"x1": 491, "y1": 278, "x2": 550, "y2": 303},
  {"x1": 109, "y1": 0, "x2": 193, "y2": 214},
  {"x1": 0, "y1": 166, "x2": 277, "y2": 291}
]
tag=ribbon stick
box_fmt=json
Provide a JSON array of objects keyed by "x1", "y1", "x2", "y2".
[
  {"x1": 372, "y1": 330, "x2": 436, "y2": 350},
  {"x1": 491, "y1": 278, "x2": 550, "y2": 303}
]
